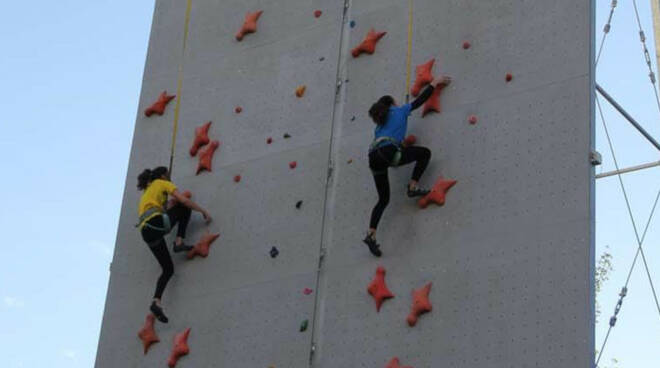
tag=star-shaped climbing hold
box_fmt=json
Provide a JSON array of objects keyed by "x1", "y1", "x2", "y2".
[
  {"x1": 367, "y1": 266, "x2": 394, "y2": 312},
  {"x1": 145, "y1": 91, "x2": 176, "y2": 117},
  {"x1": 235, "y1": 10, "x2": 264, "y2": 41},
  {"x1": 189, "y1": 121, "x2": 211, "y2": 157},
  {"x1": 406, "y1": 282, "x2": 432, "y2": 327},
  {"x1": 386, "y1": 357, "x2": 413, "y2": 368},
  {"x1": 418, "y1": 177, "x2": 457, "y2": 208},
  {"x1": 411, "y1": 59, "x2": 435, "y2": 97},
  {"x1": 167, "y1": 328, "x2": 191, "y2": 368},
  {"x1": 187, "y1": 232, "x2": 220, "y2": 260},
  {"x1": 351, "y1": 28, "x2": 387, "y2": 58},
  {"x1": 137, "y1": 313, "x2": 160, "y2": 355},
  {"x1": 196, "y1": 140, "x2": 220, "y2": 175},
  {"x1": 422, "y1": 84, "x2": 447, "y2": 117}
]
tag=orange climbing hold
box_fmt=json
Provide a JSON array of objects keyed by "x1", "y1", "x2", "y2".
[
  {"x1": 505, "y1": 73, "x2": 513, "y2": 82},
  {"x1": 462, "y1": 41, "x2": 471, "y2": 50},
  {"x1": 314, "y1": 10, "x2": 322, "y2": 18},
  {"x1": 187, "y1": 232, "x2": 220, "y2": 260},
  {"x1": 418, "y1": 177, "x2": 457, "y2": 208},
  {"x1": 295, "y1": 85, "x2": 306, "y2": 98},
  {"x1": 189, "y1": 121, "x2": 211, "y2": 157},
  {"x1": 234, "y1": 175, "x2": 241, "y2": 183},
  {"x1": 235, "y1": 10, "x2": 263, "y2": 41},
  {"x1": 386, "y1": 357, "x2": 413, "y2": 368},
  {"x1": 422, "y1": 84, "x2": 446, "y2": 117},
  {"x1": 367, "y1": 266, "x2": 394, "y2": 312},
  {"x1": 468, "y1": 115, "x2": 478, "y2": 125},
  {"x1": 145, "y1": 91, "x2": 175, "y2": 117},
  {"x1": 196, "y1": 140, "x2": 220, "y2": 175},
  {"x1": 403, "y1": 134, "x2": 417, "y2": 146},
  {"x1": 137, "y1": 314, "x2": 160, "y2": 354},
  {"x1": 167, "y1": 328, "x2": 191, "y2": 368},
  {"x1": 289, "y1": 161, "x2": 297, "y2": 169},
  {"x1": 351, "y1": 29, "x2": 387, "y2": 58},
  {"x1": 235, "y1": 106, "x2": 242, "y2": 114},
  {"x1": 406, "y1": 282, "x2": 432, "y2": 327},
  {"x1": 411, "y1": 59, "x2": 435, "y2": 97}
]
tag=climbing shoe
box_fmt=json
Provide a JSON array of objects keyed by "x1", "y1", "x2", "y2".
[
  {"x1": 407, "y1": 186, "x2": 430, "y2": 198},
  {"x1": 150, "y1": 302, "x2": 169, "y2": 323},
  {"x1": 363, "y1": 234, "x2": 382, "y2": 257},
  {"x1": 173, "y1": 242, "x2": 194, "y2": 253}
]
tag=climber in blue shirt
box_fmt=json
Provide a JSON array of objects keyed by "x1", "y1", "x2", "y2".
[{"x1": 363, "y1": 75, "x2": 451, "y2": 257}]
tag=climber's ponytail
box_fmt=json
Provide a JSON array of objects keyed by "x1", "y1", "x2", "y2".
[
  {"x1": 137, "y1": 166, "x2": 169, "y2": 190},
  {"x1": 369, "y1": 95, "x2": 395, "y2": 126}
]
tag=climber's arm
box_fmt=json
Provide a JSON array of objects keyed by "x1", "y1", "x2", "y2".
[{"x1": 410, "y1": 76, "x2": 452, "y2": 111}]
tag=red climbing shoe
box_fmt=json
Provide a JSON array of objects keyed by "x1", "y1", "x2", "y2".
[
  {"x1": 150, "y1": 301, "x2": 169, "y2": 323},
  {"x1": 363, "y1": 234, "x2": 382, "y2": 257}
]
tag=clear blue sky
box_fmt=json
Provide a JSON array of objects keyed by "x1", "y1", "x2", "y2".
[{"x1": 0, "y1": 1, "x2": 659, "y2": 367}]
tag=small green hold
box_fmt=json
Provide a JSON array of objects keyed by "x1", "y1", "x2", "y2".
[{"x1": 299, "y1": 319, "x2": 309, "y2": 332}]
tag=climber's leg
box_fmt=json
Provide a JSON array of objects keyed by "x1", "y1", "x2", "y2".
[
  {"x1": 146, "y1": 238, "x2": 173, "y2": 323},
  {"x1": 398, "y1": 146, "x2": 431, "y2": 196},
  {"x1": 166, "y1": 204, "x2": 193, "y2": 252}
]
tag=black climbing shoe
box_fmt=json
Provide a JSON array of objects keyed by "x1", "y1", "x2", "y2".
[
  {"x1": 173, "y1": 242, "x2": 194, "y2": 253},
  {"x1": 363, "y1": 234, "x2": 382, "y2": 257},
  {"x1": 150, "y1": 302, "x2": 169, "y2": 323},
  {"x1": 407, "y1": 186, "x2": 430, "y2": 198}
]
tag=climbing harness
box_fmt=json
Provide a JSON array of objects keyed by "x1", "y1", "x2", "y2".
[
  {"x1": 369, "y1": 137, "x2": 403, "y2": 174},
  {"x1": 136, "y1": 207, "x2": 172, "y2": 233}
]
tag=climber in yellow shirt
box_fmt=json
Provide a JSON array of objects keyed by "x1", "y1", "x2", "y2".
[{"x1": 137, "y1": 166, "x2": 211, "y2": 323}]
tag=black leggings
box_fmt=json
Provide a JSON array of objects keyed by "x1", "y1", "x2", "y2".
[
  {"x1": 140, "y1": 203, "x2": 192, "y2": 299},
  {"x1": 368, "y1": 144, "x2": 431, "y2": 229}
]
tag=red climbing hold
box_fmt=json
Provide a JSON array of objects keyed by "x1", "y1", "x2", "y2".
[
  {"x1": 235, "y1": 10, "x2": 263, "y2": 41},
  {"x1": 411, "y1": 59, "x2": 435, "y2": 97},
  {"x1": 235, "y1": 106, "x2": 242, "y2": 114},
  {"x1": 386, "y1": 357, "x2": 414, "y2": 368},
  {"x1": 314, "y1": 10, "x2": 322, "y2": 18},
  {"x1": 187, "y1": 232, "x2": 220, "y2": 259},
  {"x1": 189, "y1": 121, "x2": 211, "y2": 157},
  {"x1": 167, "y1": 328, "x2": 191, "y2": 368},
  {"x1": 406, "y1": 282, "x2": 432, "y2": 327},
  {"x1": 289, "y1": 161, "x2": 297, "y2": 169},
  {"x1": 351, "y1": 29, "x2": 387, "y2": 58},
  {"x1": 367, "y1": 266, "x2": 394, "y2": 312},
  {"x1": 234, "y1": 175, "x2": 241, "y2": 183},
  {"x1": 422, "y1": 83, "x2": 446, "y2": 117},
  {"x1": 196, "y1": 140, "x2": 220, "y2": 175},
  {"x1": 505, "y1": 73, "x2": 513, "y2": 82},
  {"x1": 462, "y1": 41, "x2": 471, "y2": 50},
  {"x1": 295, "y1": 85, "x2": 306, "y2": 98},
  {"x1": 468, "y1": 115, "x2": 478, "y2": 125},
  {"x1": 403, "y1": 134, "x2": 417, "y2": 146},
  {"x1": 303, "y1": 288, "x2": 313, "y2": 295},
  {"x1": 266, "y1": 137, "x2": 273, "y2": 144},
  {"x1": 137, "y1": 314, "x2": 160, "y2": 355},
  {"x1": 418, "y1": 177, "x2": 457, "y2": 208},
  {"x1": 145, "y1": 91, "x2": 175, "y2": 117}
]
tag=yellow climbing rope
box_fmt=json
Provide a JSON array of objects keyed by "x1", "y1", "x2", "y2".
[
  {"x1": 169, "y1": 0, "x2": 194, "y2": 173},
  {"x1": 404, "y1": 0, "x2": 414, "y2": 103}
]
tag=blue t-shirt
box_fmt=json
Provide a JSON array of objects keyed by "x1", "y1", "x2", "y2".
[{"x1": 374, "y1": 103, "x2": 412, "y2": 144}]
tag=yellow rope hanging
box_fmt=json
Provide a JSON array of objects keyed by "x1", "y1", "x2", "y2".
[
  {"x1": 169, "y1": 0, "x2": 193, "y2": 173},
  {"x1": 404, "y1": 0, "x2": 414, "y2": 103}
]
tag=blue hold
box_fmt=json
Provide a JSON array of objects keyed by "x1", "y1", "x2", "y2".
[{"x1": 350, "y1": 20, "x2": 356, "y2": 28}]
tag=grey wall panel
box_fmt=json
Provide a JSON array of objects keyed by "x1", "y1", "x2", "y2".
[{"x1": 97, "y1": 0, "x2": 594, "y2": 367}]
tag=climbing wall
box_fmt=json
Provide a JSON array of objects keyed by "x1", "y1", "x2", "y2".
[{"x1": 96, "y1": 0, "x2": 595, "y2": 367}]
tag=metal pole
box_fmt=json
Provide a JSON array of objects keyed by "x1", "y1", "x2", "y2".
[
  {"x1": 596, "y1": 160, "x2": 660, "y2": 179},
  {"x1": 596, "y1": 83, "x2": 660, "y2": 151}
]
